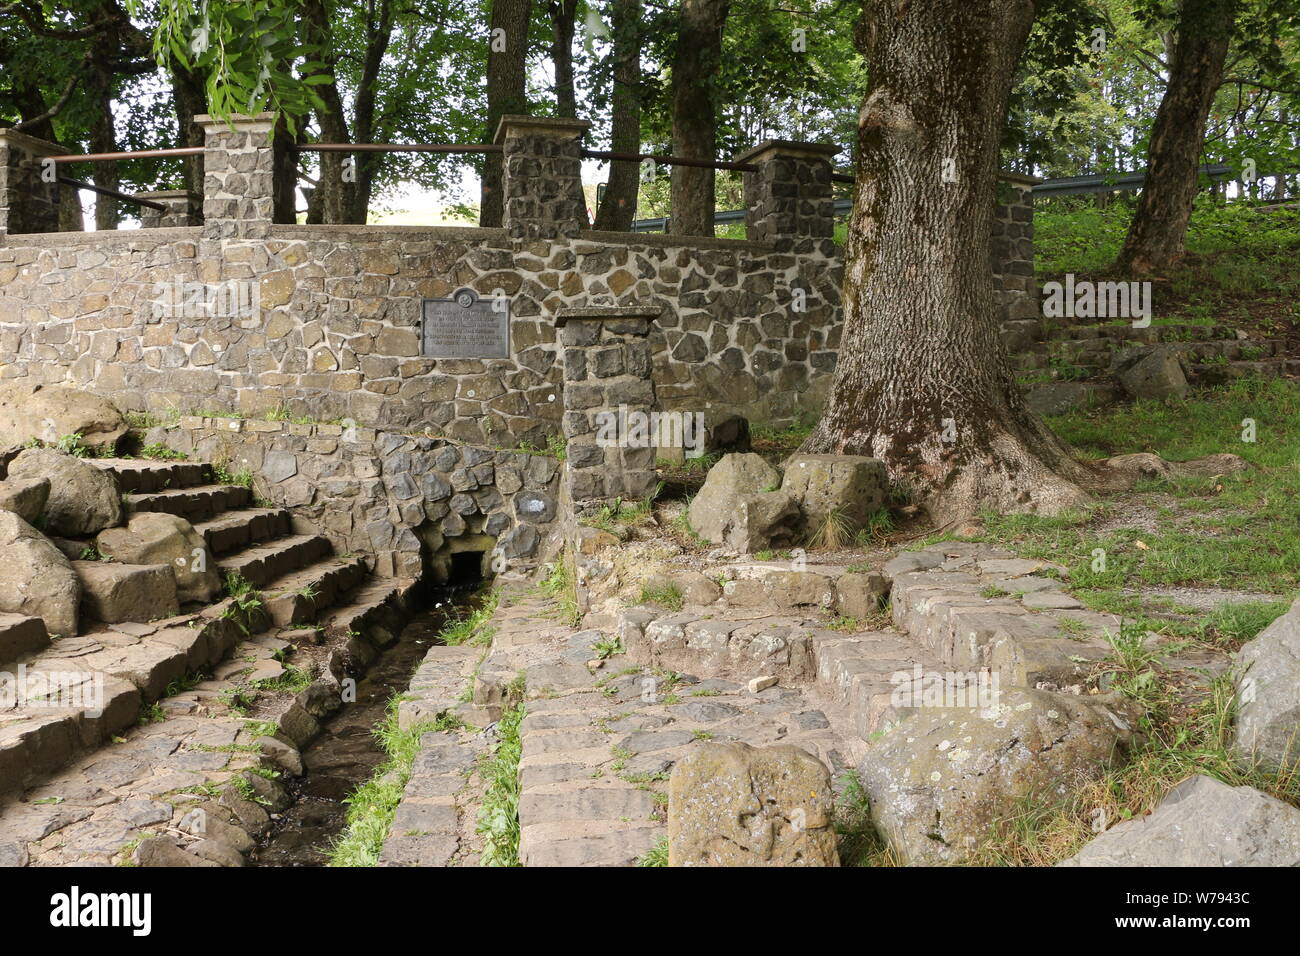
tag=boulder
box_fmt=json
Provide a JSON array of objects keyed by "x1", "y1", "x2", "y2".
[
  {"x1": 780, "y1": 454, "x2": 887, "y2": 532},
  {"x1": 6, "y1": 449, "x2": 122, "y2": 536},
  {"x1": 727, "y1": 491, "x2": 800, "y2": 553},
  {"x1": 1114, "y1": 346, "x2": 1189, "y2": 401},
  {"x1": 688, "y1": 454, "x2": 798, "y2": 552},
  {"x1": 835, "y1": 571, "x2": 890, "y2": 618},
  {"x1": 97, "y1": 512, "x2": 221, "y2": 604},
  {"x1": 858, "y1": 687, "x2": 1133, "y2": 864},
  {"x1": 1025, "y1": 382, "x2": 1120, "y2": 417},
  {"x1": 1232, "y1": 598, "x2": 1300, "y2": 770},
  {"x1": 1061, "y1": 775, "x2": 1300, "y2": 867},
  {"x1": 74, "y1": 561, "x2": 178, "y2": 624},
  {"x1": 0, "y1": 383, "x2": 126, "y2": 453},
  {"x1": 0, "y1": 510, "x2": 80, "y2": 637},
  {"x1": 668, "y1": 741, "x2": 838, "y2": 866},
  {"x1": 0, "y1": 477, "x2": 49, "y2": 524}
]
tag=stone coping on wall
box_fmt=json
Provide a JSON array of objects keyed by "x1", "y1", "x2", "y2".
[
  {"x1": 268, "y1": 224, "x2": 509, "y2": 241},
  {"x1": 580, "y1": 229, "x2": 778, "y2": 253},
  {"x1": 1, "y1": 226, "x2": 200, "y2": 245},
  {"x1": 733, "y1": 139, "x2": 841, "y2": 164}
]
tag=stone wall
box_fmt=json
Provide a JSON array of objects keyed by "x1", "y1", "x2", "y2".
[
  {"x1": 145, "y1": 416, "x2": 562, "y2": 579},
  {"x1": 0, "y1": 116, "x2": 1036, "y2": 449}
]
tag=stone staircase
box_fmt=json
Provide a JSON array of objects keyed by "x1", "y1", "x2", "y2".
[
  {"x1": 0, "y1": 455, "x2": 413, "y2": 806},
  {"x1": 1004, "y1": 318, "x2": 1295, "y2": 414}
]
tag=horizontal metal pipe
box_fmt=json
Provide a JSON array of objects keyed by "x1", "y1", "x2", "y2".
[
  {"x1": 56, "y1": 176, "x2": 167, "y2": 211},
  {"x1": 582, "y1": 149, "x2": 758, "y2": 173},
  {"x1": 50, "y1": 147, "x2": 205, "y2": 163},
  {"x1": 293, "y1": 143, "x2": 502, "y2": 154}
]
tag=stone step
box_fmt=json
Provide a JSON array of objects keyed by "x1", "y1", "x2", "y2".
[
  {"x1": 319, "y1": 577, "x2": 407, "y2": 642},
  {"x1": 0, "y1": 599, "x2": 262, "y2": 797},
  {"x1": 89, "y1": 458, "x2": 211, "y2": 494},
  {"x1": 126, "y1": 484, "x2": 253, "y2": 522},
  {"x1": 262, "y1": 557, "x2": 369, "y2": 627},
  {"x1": 0, "y1": 612, "x2": 50, "y2": 668},
  {"x1": 193, "y1": 507, "x2": 293, "y2": 556},
  {"x1": 216, "y1": 534, "x2": 333, "y2": 590},
  {"x1": 0, "y1": 676, "x2": 142, "y2": 797},
  {"x1": 810, "y1": 628, "x2": 940, "y2": 738},
  {"x1": 73, "y1": 561, "x2": 179, "y2": 627},
  {"x1": 519, "y1": 819, "x2": 663, "y2": 867}
]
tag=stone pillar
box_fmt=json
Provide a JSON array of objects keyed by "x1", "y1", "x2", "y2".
[
  {"x1": 495, "y1": 114, "x2": 590, "y2": 240},
  {"x1": 736, "y1": 140, "x2": 839, "y2": 249},
  {"x1": 135, "y1": 189, "x2": 202, "y2": 228},
  {"x1": 198, "y1": 113, "x2": 275, "y2": 239},
  {"x1": 992, "y1": 172, "x2": 1040, "y2": 323},
  {"x1": 557, "y1": 306, "x2": 659, "y2": 516},
  {"x1": 0, "y1": 128, "x2": 66, "y2": 238}
]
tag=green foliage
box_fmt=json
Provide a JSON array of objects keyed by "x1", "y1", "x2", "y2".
[
  {"x1": 639, "y1": 582, "x2": 684, "y2": 611},
  {"x1": 140, "y1": 443, "x2": 186, "y2": 461},
  {"x1": 329, "y1": 698, "x2": 463, "y2": 867},
  {"x1": 438, "y1": 589, "x2": 500, "y2": 647},
  {"x1": 477, "y1": 699, "x2": 525, "y2": 867},
  {"x1": 636, "y1": 837, "x2": 669, "y2": 867},
  {"x1": 539, "y1": 557, "x2": 580, "y2": 627},
  {"x1": 128, "y1": 0, "x2": 326, "y2": 133}
]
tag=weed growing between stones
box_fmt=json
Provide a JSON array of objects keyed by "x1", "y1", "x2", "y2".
[
  {"x1": 967, "y1": 652, "x2": 1300, "y2": 866},
  {"x1": 538, "y1": 556, "x2": 579, "y2": 627},
  {"x1": 639, "y1": 581, "x2": 684, "y2": 611},
  {"x1": 834, "y1": 771, "x2": 898, "y2": 867},
  {"x1": 477, "y1": 698, "x2": 525, "y2": 867},
  {"x1": 329, "y1": 696, "x2": 464, "y2": 867},
  {"x1": 636, "y1": 836, "x2": 668, "y2": 866},
  {"x1": 438, "y1": 589, "x2": 500, "y2": 646}
]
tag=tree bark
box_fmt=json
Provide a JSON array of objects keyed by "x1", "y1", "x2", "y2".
[
  {"x1": 1115, "y1": 0, "x2": 1237, "y2": 275},
  {"x1": 801, "y1": 0, "x2": 1096, "y2": 524},
  {"x1": 549, "y1": 0, "x2": 578, "y2": 118},
  {"x1": 668, "y1": 0, "x2": 730, "y2": 236},
  {"x1": 169, "y1": 60, "x2": 207, "y2": 202},
  {"x1": 302, "y1": 0, "x2": 358, "y2": 224},
  {"x1": 593, "y1": 0, "x2": 642, "y2": 231},
  {"x1": 481, "y1": 0, "x2": 532, "y2": 227}
]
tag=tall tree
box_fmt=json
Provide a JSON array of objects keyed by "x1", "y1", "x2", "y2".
[
  {"x1": 594, "y1": 0, "x2": 642, "y2": 230},
  {"x1": 802, "y1": 0, "x2": 1096, "y2": 523},
  {"x1": 481, "y1": 0, "x2": 532, "y2": 227},
  {"x1": 1116, "y1": 0, "x2": 1239, "y2": 274},
  {"x1": 549, "y1": 0, "x2": 579, "y2": 118},
  {"x1": 668, "y1": 0, "x2": 730, "y2": 236}
]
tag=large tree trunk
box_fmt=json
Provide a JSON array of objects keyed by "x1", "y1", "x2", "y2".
[
  {"x1": 668, "y1": 0, "x2": 730, "y2": 237},
  {"x1": 168, "y1": 61, "x2": 207, "y2": 202},
  {"x1": 801, "y1": 0, "x2": 1095, "y2": 524},
  {"x1": 303, "y1": 0, "x2": 358, "y2": 224},
  {"x1": 1115, "y1": 0, "x2": 1237, "y2": 275},
  {"x1": 481, "y1": 0, "x2": 532, "y2": 227},
  {"x1": 593, "y1": 0, "x2": 642, "y2": 231},
  {"x1": 549, "y1": 0, "x2": 578, "y2": 118}
]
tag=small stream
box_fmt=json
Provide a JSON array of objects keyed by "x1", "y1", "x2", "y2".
[{"x1": 251, "y1": 585, "x2": 477, "y2": 867}]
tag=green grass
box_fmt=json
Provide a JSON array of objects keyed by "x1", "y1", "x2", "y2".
[
  {"x1": 538, "y1": 556, "x2": 580, "y2": 627},
  {"x1": 477, "y1": 698, "x2": 525, "y2": 867},
  {"x1": 967, "y1": 654, "x2": 1300, "y2": 866},
  {"x1": 636, "y1": 836, "x2": 669, "y2": 866},
  {"x1": 329, "y1": 698, "x2": 464, "y2": 867},
  {"x1": 438, "y1": 588, "x2": 500, "y2": 647},
  {"x1": 980, "y1": 378, "x2": 1300, "y2": 606},
  {"x1": 639, "y1": 582, "x2": 684, "y2": 611},
  {"x1": 1035, "y1": 197, "x2": 1300, "y2": 331}
]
